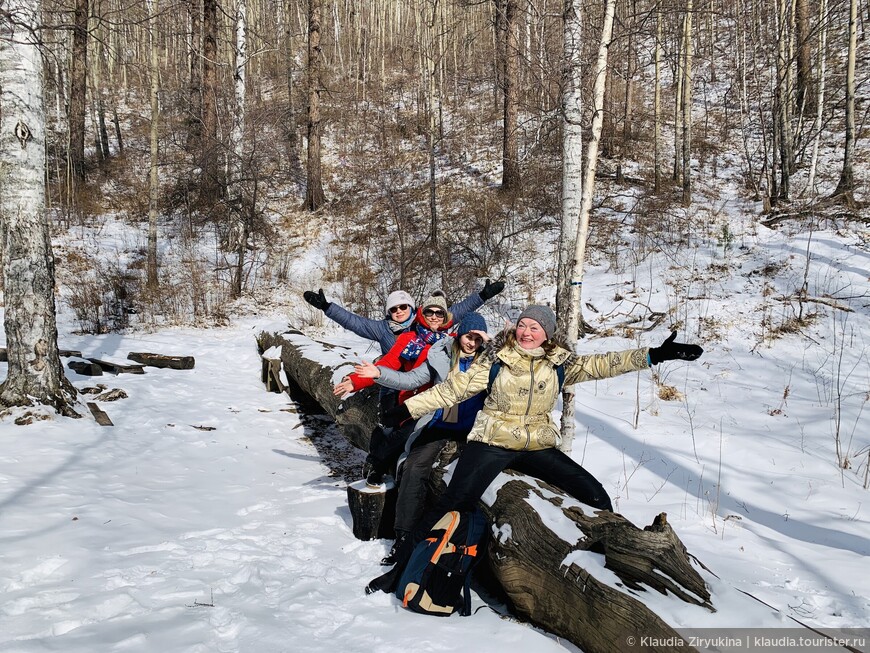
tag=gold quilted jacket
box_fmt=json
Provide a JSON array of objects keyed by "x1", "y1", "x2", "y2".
[{"x1": 403, "y1": 341, "x2": 650, "y2": 451}]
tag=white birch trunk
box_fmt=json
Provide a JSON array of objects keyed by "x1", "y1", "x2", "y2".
[
  {"x1": 230, "y1": 0, "x2": 248, "y2": 296},
  {"x1": 0, "y1": 0, "x2": 78, "y2": 415},
  {"x1": 147, "y1": 0, "x2": 160, "y2": 289},
  {"x1": 681, "y1": 0, "x2": 693, "y2": 206},
  {"x1": 560, "y1": 0, "x2": 617, "y2": 453},
  {"x1": 556, "y1": 0, "x2": 583, "y2": 452},
  {"x1": 229, "y1": 0, "x2": 247, "y2": 202}
]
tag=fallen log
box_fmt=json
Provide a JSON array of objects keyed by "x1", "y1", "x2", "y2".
[
  {"x1": 256, "y1": 329, "x2": 379, "y2": 452},
  {"x1": 258, "y1": 328, "x2": 726, "y2": 652},
  {"x1": 87, "y1": 358, "x2": 145, "y2": 375},
  {"x1": 87, "y1": 401, "x2": 113, "y2": 426},
  {"x1": 127, "y1": 352, "x2": 196, "y2": 369}
]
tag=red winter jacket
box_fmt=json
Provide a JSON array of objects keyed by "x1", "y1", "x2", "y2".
[{"x1": 348, "y1": 310, "x2": 454, "y2": 403}]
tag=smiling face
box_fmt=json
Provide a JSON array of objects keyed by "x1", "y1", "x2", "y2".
[
  {"x1": 459, "y1": 332, "x2": 483, "y2": 354},
  {"x1": 388, "y1": 303, "x2": 412, "y2": 323},
  {"x1": 515, "y1": 318, "x2": 547, "y2": 350},
  {"x1": 422, "y1": 306, "x2": 446, "y2": 330}
]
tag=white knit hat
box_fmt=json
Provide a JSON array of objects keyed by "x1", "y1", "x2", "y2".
[{"x1": 385, "y1": 290, "x2": 415, "y2": 315}]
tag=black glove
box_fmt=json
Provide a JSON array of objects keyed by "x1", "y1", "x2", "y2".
[
  {"x1": 303, "y1": 289, "x2": 330, "y2": 312},
  {"x1": 479, "y1": 278, "x2": 505, "y2": 301},
  {"x1": 648, "y1": 331, "x2": 704, "y2": 365},
  {"x1": 381, "y1": 403, "x2": 411, "y2": 428}
]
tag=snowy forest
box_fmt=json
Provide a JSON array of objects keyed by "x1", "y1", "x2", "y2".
[{"x1": 1, "y1": 0, "x2": 869, "y2": 650}]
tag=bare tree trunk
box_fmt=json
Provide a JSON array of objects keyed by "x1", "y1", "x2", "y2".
[
  {"x1": 653, "y1": 3, "x2": 662, "y2": 193},
  {"x1": 805, "y1": 0, "x2": 828, "y2": 195},
  {"x1": 305, "y1": 0, "x2": 327, "y2": 211},
  {"x1": 681, "y1": 0, "x2": 693, "y2": 206},
  {"x1": 200, "y1": 0, "x2": 221, "y2": 199},
  {"x1": 775, "y1": 0, "x2": 793, "y2": 201},
  {"x1": 556, "y1": 0, "x2": 583, "y2": 453},
  {"x1": 834, "y1": 0, "x2": 857, "y2": 203},
  {"x1": 230, "y1": 0, "x2": 248, "y2": 297},
  {"x1": 562, "y1": 0, "x2": 618, "y2": 450},
  {"x1": 794, "y1": 0, "x2": 813, "y2": 114},
  {"x1": 186, "y1": 0, "x2": 202, "y2": 144},
  {"x1": 147, "y1": 0, "x2": 160, "y2": 290},
  {"x1": 68, "y1": 0, "x2": 89, "y2": 183},
  {"x1": 499, "y1": 0, "x2": 521, "y2": 191},
  {"x1": 0, "y1": 0, "x2": 79, "y2": 416}
]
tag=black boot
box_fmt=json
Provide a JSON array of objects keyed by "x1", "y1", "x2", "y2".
[
  {"x1": 380, "y1": 531, "x2": 408, "y2": 566},
  {"x1": 365, "y1": 469, "x2": 385, "y2": 488},
  {"x1": 365, "y1": 532, "x2": 416, "y2": 595}
]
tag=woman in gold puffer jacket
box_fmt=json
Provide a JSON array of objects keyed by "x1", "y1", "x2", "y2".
[
  {"x1": 368, "y1": 304, "x2": 703, "y2": 595},
  {"x1": 385, "y1": 304, "x2": 703, "y2": 518}
]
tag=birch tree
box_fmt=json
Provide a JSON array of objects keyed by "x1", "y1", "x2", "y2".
[
  {"x1": 556, "y1": 0, "x2": 583, "y2": 330},
  {"x1": 558, "y1": 0, "x2": 617, "y2": 452},
  {"x1": 146, "y1": 0, "x2": 160, "y2": 289},
  {"x1": 681, "y1": 0, "x2": 693, "y2": 206},
  {"x1": 229, "y1": 0, "x2": 248, "y2": 296},
  {"x1": 0, "y1": 0, "x2": 79, "y2": 416},
  {"x1": 200, "y1": 0, "x2": 220, "y2": 198}
]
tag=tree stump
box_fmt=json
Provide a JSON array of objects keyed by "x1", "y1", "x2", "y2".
[{"x1": 346, "y1": 479, "x2": 398, "y2": 541}]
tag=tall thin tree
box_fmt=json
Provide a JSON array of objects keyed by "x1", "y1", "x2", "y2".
[
  {"x1": 146, "y1": 0, "x2": 160, "y2": 290},
  {"x1": 498, "y1": 0, "x2": 521, "y2": 191},
  {"x1": 833, "y1": 0, "x2": 856, "y2": 203},
  {"x1": 559, "y1": 0, "x2": 618, "y2": 451},
  {"x1": 305, "y1": 0, "x2": 327, "y2": 211},
  {"x1": 556, "y1": 0, "x2": 583, "y2": 452},
  {"x1": 68, "y1": 0, "x2": 89, "y2": 184}
]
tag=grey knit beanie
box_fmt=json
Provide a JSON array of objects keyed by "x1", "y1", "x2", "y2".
[{"x1": 516, "y1": 305, "x2": 557, "y2": 339}]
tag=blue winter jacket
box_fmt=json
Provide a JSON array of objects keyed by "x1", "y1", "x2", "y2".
[{"x1": 323, "y1": 291, "x2": 484, "y2": 355}]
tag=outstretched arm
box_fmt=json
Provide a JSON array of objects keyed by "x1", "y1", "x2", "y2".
[
  {"x1": 323, "y1": 302, "x2": 387, "y2": 343},
  {"x1": 402, "y1": 357, "x2": 491, "y2": 419},
  {"x1": 354, "y1": 360, "x2": 434, "y2": 391}
]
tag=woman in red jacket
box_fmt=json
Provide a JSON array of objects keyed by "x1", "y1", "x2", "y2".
[{"x1": 333, "y1": 291, "x2": 455, "y2": 485}]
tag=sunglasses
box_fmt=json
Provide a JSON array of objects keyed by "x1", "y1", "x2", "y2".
[
  {"x1": 423, "y1": 308, "x2": 446, "y2": 319},
  {"x1": 389, "y1": 304, "x2": 410, "y2": 314}
]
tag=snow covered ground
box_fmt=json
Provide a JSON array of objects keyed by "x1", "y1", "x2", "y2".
[{"x1": 1, "y1": 222, "x2": 868, "y2": 652}]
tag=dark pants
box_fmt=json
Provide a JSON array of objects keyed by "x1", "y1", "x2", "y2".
[
  {"x1": 365, "y1": 421, "x2": 413, "y2": 476},
  {"x1": 366, "y1": 440, "x2": 612, "y2": 594},
  {"x1": 424, "y1": 441, "x2": 612, "y2": 525},
  {"x1": 393, "y1": 425, "x2": 468, "y2": 534}
]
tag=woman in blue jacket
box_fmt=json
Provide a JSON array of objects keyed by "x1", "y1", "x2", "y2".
[{"x1": 302, "y1": 281, "x2": 503, "y2": 356}]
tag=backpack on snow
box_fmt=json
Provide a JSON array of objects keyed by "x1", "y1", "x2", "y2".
[{"x1": 394, "y1": 509, "x2": 488, "y2": 616}]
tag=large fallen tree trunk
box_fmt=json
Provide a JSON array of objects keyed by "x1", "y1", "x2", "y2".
[
  {"x1": 257, "y1": 328, "x2": 380, "y2": 451},
  {"x1": 258, "y1": 328, "x2": 709, "y2": 651},
  {"x1": 258, "y1": 329, "x2": 716, "y2": 653}
]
